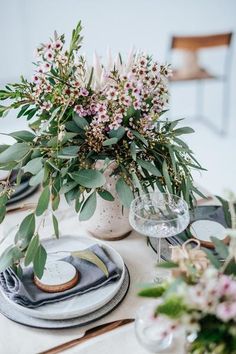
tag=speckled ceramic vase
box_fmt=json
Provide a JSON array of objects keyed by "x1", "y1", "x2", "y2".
[{"x1": 81, "y1": 161, "x2": 132, "y2": 240}]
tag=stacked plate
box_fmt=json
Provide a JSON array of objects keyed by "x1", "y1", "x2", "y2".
[
  {"x1": 0, "y1": 236, "x2": 130, "y2": 329},
  {"x1": 6, "y1": 170, "x2": 39, "y2": 205}
]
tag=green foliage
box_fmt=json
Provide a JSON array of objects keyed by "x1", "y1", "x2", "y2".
[
  {"x1": 71, "y1": 170, "x2": 106, "y2": 188},
  {"x1": 57, "y1": 146, "x2": 79, "y2": 159},
  {"x1": 0, "y1": 142, "x2": 31, "y2": 164},
  {"x1": 138, "y1": 284, "x2": 166, "y2": 298},
  {"x1": 72, "y1": 249, "x2": 108, "y2": 277},
  {"x1": 102, "y1": 138, "x2": 118, "y2": 146},
  {"x1": 216, "y1": 195, "x2": 232, "y2": 228},
  {"x1": 73, "y1": 115, "x2": 88, "y2": 130},
  {"x1": 98, "y1": 190, "x2": 115, "y2": 201},
  {"x1": 116, "y1": 177, "x2": 134, "y2": 208},
  {"x1": 23, "y1": 157, "x2": 43, "y2": 175},
  {"x1": 0, "y1": 246, "x2": 23, "y2": 273},
  {"x1": 137, "y1": 159, "x2": 161, "y2": 177},
  {"x1": 24, "y1": 234, "x2": 40, "y2": 267},
  {"x1": 52, "y1": 214, "x2": 59, "y2": 238},
  {"x1": 155, "y1": 295, "x2": 186, "y2": 318},
  {"x1": 210, "y1": 236, "x2": 229, "y2": 259},
  {"x1": 15, "y1": 213, "x2": 36, "y2": 250},
  {"x1": 8, "y1": 130, "x2": 35, "y2": 142},
  {"x1": 35, "y1": 186, "x2": 50, "y2": 216},
  {"x1": 79, "y1": 192, "x2": 97, "y2": 221},
  {"x1": 33, "y1": 244, "x2": 47, "y2": 279},
  {"x1": 0, "y1": 193, "x2": 8, "y2": 223}
]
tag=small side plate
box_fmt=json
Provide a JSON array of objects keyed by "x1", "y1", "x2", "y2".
[{"x1": 189, "y1": 220, "x2": 229, "y2": 249}]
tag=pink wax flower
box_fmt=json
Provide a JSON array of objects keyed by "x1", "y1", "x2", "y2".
[
  {"x1": 80, "y1": 88, "x2": 89, "y2": 97},
  {"x1": 216, "y1": 302, "x2": 236, "y2": 322},
  {"x1": 53, "y1": 39, "x2": 63, "y2": 51},
  {"x1": 218, "y1": 275, "x2": 236, "y2": 299},
  {"x1": 45, "y1": 50, "x2": 54, "y2": 62}
]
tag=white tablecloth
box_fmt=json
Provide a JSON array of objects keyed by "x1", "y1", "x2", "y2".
[{"x1": 0, "y1": 190, "x2": 218, "y2": 354}]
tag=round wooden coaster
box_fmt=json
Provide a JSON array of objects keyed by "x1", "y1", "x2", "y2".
[
  {"x1": 34, "y1": 261, "x2": 79, "y2": 293},
  {"x1": 189, "y1": 220, "x2": 229, "y2": 249}
]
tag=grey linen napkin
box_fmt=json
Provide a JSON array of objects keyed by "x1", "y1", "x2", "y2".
[{"x1": 0, "y1": 244, "x2": 121, "y2": 308}]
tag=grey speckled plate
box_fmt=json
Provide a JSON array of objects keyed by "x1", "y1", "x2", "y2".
[{"x1": 0, "y1": 266, "x2": 130, "y2": 329}]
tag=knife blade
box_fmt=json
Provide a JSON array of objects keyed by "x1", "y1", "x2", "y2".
[{"x1": 38, "y1": 318, "x2": 134, "y2": 354}]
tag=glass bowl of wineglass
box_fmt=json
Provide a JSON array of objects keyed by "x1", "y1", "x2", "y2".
[{"x1": 129, "y1": 192, "x2": 190, "y2": 265}]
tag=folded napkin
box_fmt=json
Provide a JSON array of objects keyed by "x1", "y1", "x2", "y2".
[{"x1": 0, "y1": 244, "x2": 121, "y2": 308}]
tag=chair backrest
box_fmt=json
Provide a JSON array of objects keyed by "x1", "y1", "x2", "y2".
[{"x1": 171, "y1": 33, "x2": 233, "y2": 51}]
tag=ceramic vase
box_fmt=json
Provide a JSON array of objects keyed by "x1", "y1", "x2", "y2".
[{"x1": 81, "y1": 161, "x2": 132, "y2": 240}]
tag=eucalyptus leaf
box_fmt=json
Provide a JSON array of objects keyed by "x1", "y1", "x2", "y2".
[
  {"x1": 52, "y1": 214, "x2": 59, "y2": 238},
  {"x1": 138, "y1": 285, "x2": 166, "y2": 298},
  {"x1": 52, "y1": 193, "x2": 60, "y2": 211},
  {"x1": 137, "y1": 159, "x2": 161, "y2": 177},
  {"x1": 65, "y1": 187, "x2": 78, "y2": 205},
  {"x1": 215, "y1": 195, "x2": 232, "y2": 228},
  {"x1": 15, "y1": 213, "x2": 36, "y2": 248},
  {"x1": 33, "y1": 244, "x2": 47, "y2": 279},
  {"x1": 130, "y1": 141, "x2": 136, "y2": 161},
  {"x1": 61, "y1": 181, "x2": 78, "y2": 194},
  {"x1": 0, "y1": 246, "x2": 23, "y2": 273},
  {"x1": 75, "y1": 192, "x2": 82, "y2": 213},
  {"x1": 157, "y1": 261, "x2": 178, "y2": 269},
  {"x1": 210, "y1": 236, "x2": 229, "y2": 259},
  {"x1": 0, "y1": 142, "x2": 31, "y2": 163},
  {"x1": 98, "y1": 190, "x2": 115, "y2": 201},
  {"x1": 116, "y1": 177, "x2": 134, "y2": 208},
  {"x1": 173, "y1": 127, "x2": 195, "y2": 136},
  {"x1": 109, "y1": 127, "x2": 126, "y2": 140},
  {"x1": 71, "y1": 169, "x2": 105, "y2": 188},
  {"x1": 71, "y1": 249, "x2": 108, "y2": 277},
  {"x1": 73, "y1": 115, "x2": 89, "y2": 130},
  {"x1": 8, "y1": 130, "x2": 35, "y2": 142},
  {"x1": 23, "y1": 157, "x2": 43, "y2": 175},
  {"x1": 131, "y1": 172, "x2": 142, "y2": 192},
  {"x1": 132, "y1": 130, "x2": 148, "y2": 146},
  {"x1": 0, "y1": 193, "x2": 8, "y2": 223},
  {"x1": 57, "y1": 146, "x2": 79, "y2": 159},
  {"x1": 35, "y1": 186, "x2": 50, "y2": 216},
  {"x1": 24, "y1": 234, "x2": 39, "y2": 266},
  {"x1": 102, "y1": 138, "x2": 118, "y2": 146},
  {"x1": 79, "y1": 192, "x2": 97, "y2": 221},
  {"x1": 162, "y1": 160, "x2": 173, "y2": 193},
  {"x1": 0, "y1": 144, "x2": 9, "y2": 154},
  {"x1": 204, "y1": 248, "x2": 221, "y2": 269},
  {"x1": 29, "y1": 169, "x2": 44, "y2": 186}
]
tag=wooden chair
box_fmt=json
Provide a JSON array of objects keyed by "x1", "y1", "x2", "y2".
[{"x1": 169, "y1": 32, "x2": 233, "y2": 135}]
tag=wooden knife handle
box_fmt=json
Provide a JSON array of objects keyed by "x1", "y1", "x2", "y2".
[{"x1": 39, "y1": 319, "x2": 134, "y2": 354}]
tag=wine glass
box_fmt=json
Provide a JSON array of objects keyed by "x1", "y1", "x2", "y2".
[
  {"x1": 129, "y1": 192, "x2": 190, "y2": 266},
  {"x1": 135, "y1": 304, "x2": 174, "y2": 353}
]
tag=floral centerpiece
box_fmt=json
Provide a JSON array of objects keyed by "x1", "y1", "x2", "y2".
[
  {"x1": 139, "y1": 234, "x2": 236, "y2": 354},
  {"x1": 0, "y1": 22, "x2": 203, "y2": 277}
]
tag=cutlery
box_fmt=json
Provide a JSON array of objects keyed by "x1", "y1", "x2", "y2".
[
  {"x1": 38, "y1": 318, "x2": 134, "y2": 354},
  {"x1": 6, "y1": 203, "x2": 36, "y2": 213}
]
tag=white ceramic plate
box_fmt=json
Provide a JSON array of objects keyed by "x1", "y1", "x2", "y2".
[
  {"x1": 190, "y1": 220, "x2": 226, "y2": 242},
  {"x1": 2, "y1": 236, "x2": 125, "y2": 320}
]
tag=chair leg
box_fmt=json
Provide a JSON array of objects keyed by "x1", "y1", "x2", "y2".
[{"x1": 221, "y1": 80, "x2": 230, "y2": 136}]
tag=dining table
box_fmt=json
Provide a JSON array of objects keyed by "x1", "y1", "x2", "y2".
[{"x1": 0, "y1": 186, "x2": 219, "y2": 354}]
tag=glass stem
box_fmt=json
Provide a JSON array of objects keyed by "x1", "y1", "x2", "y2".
[{"x1": 157, "y1": 238, "x2": 161, "y2": 264}]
